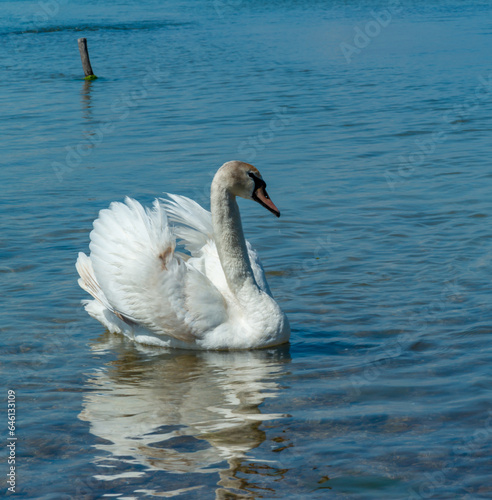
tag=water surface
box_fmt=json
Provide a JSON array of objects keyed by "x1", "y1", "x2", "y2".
[{"x1": 1, "y1": 0, "x2": 492, "y2": 498}]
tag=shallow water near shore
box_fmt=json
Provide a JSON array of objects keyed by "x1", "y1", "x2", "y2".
[{"x1": 2, "y1": 0, "x2": 492, "y2": 498}]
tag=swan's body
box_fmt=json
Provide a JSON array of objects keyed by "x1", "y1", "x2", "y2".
[{"x1": 76, "y1": 161, "x2": 290, "y2": 350}]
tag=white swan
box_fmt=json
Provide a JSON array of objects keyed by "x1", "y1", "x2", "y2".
[{"x1": 76, "y1": 161, "x2": 290, "y2": 350}]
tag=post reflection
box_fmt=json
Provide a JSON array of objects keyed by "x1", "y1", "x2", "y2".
[
  {"x1": 80, "y1": 79, "x2": 94, "y2": 121},
  {"x1": 79, "y1": 333, "x2": 291, "y2": 497}
]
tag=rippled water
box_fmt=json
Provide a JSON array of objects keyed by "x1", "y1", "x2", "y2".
[{"x1": 2, "y1": 0, "x2": 492, "y2": 498}]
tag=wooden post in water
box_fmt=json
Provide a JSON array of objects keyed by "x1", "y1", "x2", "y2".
[{"x1": 77, "y1": 38, "x2": 98, "y2": 80}]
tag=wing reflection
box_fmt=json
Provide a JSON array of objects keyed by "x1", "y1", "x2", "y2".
[{"x1": 79, "y1": 333, "x2": 291, "y2": 496}]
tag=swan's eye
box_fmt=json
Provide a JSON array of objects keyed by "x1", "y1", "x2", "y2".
[{"x1": 248, "y1": 172, "x2": 267, "y2": 193}]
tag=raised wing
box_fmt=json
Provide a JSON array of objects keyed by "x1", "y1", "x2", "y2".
[
  {"x1": 86, "y1": 197, "x2": 227, "y2": 342},
  {"x1": 246, "y1": 241, "x2": 272, "y2": 297},
  {"x1": 164, "y1": 194, "x2": 214, "y2": 255}
]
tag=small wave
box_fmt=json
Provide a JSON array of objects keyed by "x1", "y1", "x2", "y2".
[{"x1": 2, "y1": 20, "x2": 193, "y2": 36}]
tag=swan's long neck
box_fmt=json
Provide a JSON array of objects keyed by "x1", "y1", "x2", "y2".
[{"x1": 211, "y1": 181, "x2": 257, "y2": 295}]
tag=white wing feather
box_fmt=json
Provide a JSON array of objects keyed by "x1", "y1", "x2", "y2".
[
  {"x1": 246, "y1": 241, "x2": 272, "y2": 297},
  {"x1": 85, "y1": 198, "x2": 227, "y2": 342},
  {"x1": 78, "y1": 194, "x2": 271, "y2": 344},
  {"x1": 164, "y1": 194, "x2": 213, "y2": 255}
]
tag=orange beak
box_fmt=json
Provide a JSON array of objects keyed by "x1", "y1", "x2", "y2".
[{"x1": 254, "y1": 185, "x2": 280, "y2": 218}]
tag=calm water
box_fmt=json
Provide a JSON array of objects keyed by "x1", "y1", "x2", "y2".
[{"x1": 2, "y1": 0, "x2": 492, "y2": 498}]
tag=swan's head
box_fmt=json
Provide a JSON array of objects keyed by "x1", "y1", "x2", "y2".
[{"x1": 216, "y1": 161, "x2": 281, "y2": 217}]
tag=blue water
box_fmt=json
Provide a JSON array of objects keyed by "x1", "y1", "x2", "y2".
[{"x1": 2, "y1": 0, "x2": 492, "y2": 498}]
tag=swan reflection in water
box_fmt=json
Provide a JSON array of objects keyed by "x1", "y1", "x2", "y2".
[{"x1": 79, "y1": 333, "x2": 291, "y2": 497}]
